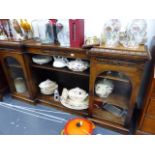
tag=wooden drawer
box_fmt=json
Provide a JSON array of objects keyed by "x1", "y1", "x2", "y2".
[
  {"x1": 27, "y1": 48, "x2": 89, "y2": 60},
  {"x1": 146, "y1": 99, "x2": 155, "y2": 117},
  {"x1": 141, "y1": 116, "x2": 155, "y2": 134}
]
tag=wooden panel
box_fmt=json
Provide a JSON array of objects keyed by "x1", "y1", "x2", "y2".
[
  {"x1": 146, "y1": 99, "x2": 155, "y2": 117},
  {"x1": 150, "y1": 82, "x2": 155, "y2": 98},
  {"x1": 141, "y1": 117, "x2": 155, "y2": 134}
]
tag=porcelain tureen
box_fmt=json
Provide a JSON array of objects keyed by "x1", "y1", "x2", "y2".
[
  {"x1": 39, "y1": 79, "x2": 58, "y2": 95},
  {"x1": 67, "y1": 59, "x2": 89, "y2": 72},
  {"x1": 60, "y1": 87, "x2": 89, "y2": 110},
  {"x1": 95, "y1": 79, "x2": 114, "y2": 98}
]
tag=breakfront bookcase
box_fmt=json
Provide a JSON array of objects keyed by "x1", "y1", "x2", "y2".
[{"x1": 0, "y1": 40, "x2": 150, "y2": 134}]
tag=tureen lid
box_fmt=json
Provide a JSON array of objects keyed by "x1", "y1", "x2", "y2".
[{"x1": 68, "y1": 87, "x2": 87, "y2": 97}]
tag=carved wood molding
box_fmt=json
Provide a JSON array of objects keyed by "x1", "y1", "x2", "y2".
[
  {"x1": 95, "y1": 58, "x2": 138, "y2": 67},
  {"x1": 91, "y1": 48, "x2": 147, "y2": 57}
]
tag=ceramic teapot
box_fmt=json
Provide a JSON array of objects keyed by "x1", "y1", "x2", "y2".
[
  {"x1": 95, "y1": 79, "x2": 114, "y2": 98},
  {"x1": 53, "y1": 56, "x2": 68, "y2": 68}
]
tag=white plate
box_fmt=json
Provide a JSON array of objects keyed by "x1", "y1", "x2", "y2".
[
  {"x1": 61, "y1": 98, "x2": 89, "y2": 110},
  {"x1": 67, "y1": 98, "x2": 88, "y2": 107}
]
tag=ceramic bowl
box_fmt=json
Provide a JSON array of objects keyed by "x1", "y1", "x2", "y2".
[{"x1": 32, "y1": 55, "x2": 52, "y2": 65}]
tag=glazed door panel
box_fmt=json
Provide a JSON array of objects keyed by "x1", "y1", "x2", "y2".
[
  {"x1": 0, "y1": 52, "x2": 35, "y2": 100},
  {"x1": 89, "y1": 56, "x2": 144, "y2": 128}
]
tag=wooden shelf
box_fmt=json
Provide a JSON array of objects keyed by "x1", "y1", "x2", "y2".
[
  {"x1": 98, "y1": 75, "x2": 129, "y2": 83},
  {"x1": 93, "y1": 108, "x2": 125, "y2": 126},
  {"x1": 37, "y1": 93, "x2": 88, "y2": 116},
  {"x1": 14, "y1": 91, "x2": 30, "y2": 97},
  {"x1": 31, "y1": 63, "x2": 129, "y2": 83},
  {"x1": 11, "y1": 92, "x2": 35, "y2": 105},
  {"x1": 31, "y1": 63, "x2": 90, "y2": 77},
  {"x1": 7, "y1": 64, "x2": 22, "y2": 69},
  {"x1": 94, "y1": 94, "x2": 128, "y2": 109}
]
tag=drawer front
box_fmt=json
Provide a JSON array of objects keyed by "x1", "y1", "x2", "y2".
[
  {"x1": 146, "y1": 99, "x2": 155, "y2": 117},
  {"x1": 27, "y1": 49, "x2": 89, "y2": 60},
  {"x1": 141, "y1": 117, "x2": 155, "y2": 134}
]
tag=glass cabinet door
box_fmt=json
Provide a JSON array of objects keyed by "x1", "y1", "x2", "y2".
[
  {"x1": 4, "y1": 57, "x2": 29, "y2": 97},
  {"x1": 93, "y1": 70, "x2": 132, "y2": 126}
]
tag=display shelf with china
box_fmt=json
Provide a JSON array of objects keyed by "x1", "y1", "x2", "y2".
[
  {"x1": 29, "y1": 62, "x2": 89, "y2": 116},
  {"x1": 29, "y1": 53, "x2": 90, "y2": 77},
  {"x1": 21, "y1": 40, "x2": 149, "y2": 134}
]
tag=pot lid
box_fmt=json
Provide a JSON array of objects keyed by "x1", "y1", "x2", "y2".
[
  {"x1": 63, "y1": 118, "x2": 95, "y2": 135},
  {"x1": 68, "y1": 87, "x2": 87, "y2": 97}
]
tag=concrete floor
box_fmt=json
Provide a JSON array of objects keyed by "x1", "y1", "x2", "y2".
[{"x1": 0, "y1": 94, "x2": 120, "y2": 135}]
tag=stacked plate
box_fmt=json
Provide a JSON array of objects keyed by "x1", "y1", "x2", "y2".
[
  {"x1": 60, "y1": 87, "x2": 89, "y2": 110},
  {"x1": 61, "y1": 97, "x2": 89, "y2": 110}
]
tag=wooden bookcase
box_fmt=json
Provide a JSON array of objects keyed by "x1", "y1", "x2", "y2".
[{"x1": 0, "y1": 40, "x2": 151, "y2": 134}]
